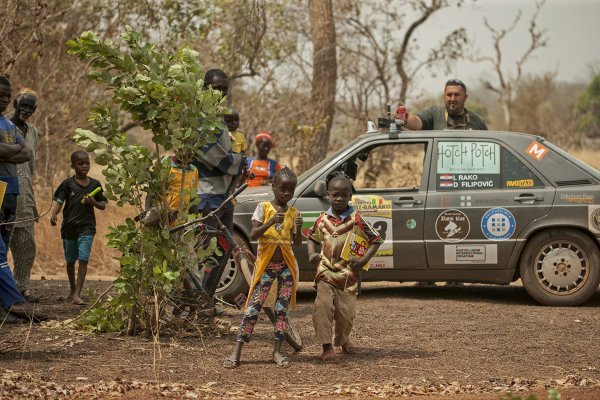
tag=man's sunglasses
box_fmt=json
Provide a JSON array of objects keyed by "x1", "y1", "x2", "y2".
[{"x1": 446, "y1": 79, "x2": 466, "y2": 92}]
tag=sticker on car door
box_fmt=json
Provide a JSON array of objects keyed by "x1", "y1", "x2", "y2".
[
  {"x1": 444, "y1": 244, "x2": 498, "y2": 264},
  {"x1": 352, "y1": 195, "x2": 393, "y2": 269},
  {"x1": 481, "y1": 208, "x2": 516, "y2": 240},
  {"x1": 435, "y1": 209, "x2": 470, "y2": 242},
  {"x1": 437, "y1": 142, "x2": 501, "y2": 191}
]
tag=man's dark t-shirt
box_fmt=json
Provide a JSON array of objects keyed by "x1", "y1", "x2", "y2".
[
  {"x1": 53, "y1": 177, "x2": 107, "y2": 240},
  {"x1": 417, "y1": 106, "x2": 488, "y2": 130}
]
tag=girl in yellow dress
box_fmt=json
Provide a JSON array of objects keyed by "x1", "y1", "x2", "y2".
[{"x1": 223, "y1": 167, "x2": 303, "y2": 368}]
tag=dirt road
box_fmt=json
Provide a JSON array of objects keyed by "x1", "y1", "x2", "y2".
[{"x1": 1, "y1": 279, "x2": 599, "y2": 399}]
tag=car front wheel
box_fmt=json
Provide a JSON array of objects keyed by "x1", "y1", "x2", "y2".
[
  {"x1": 215, "y1": 231, "x2": 252, "y2": 304},
  {"x1": 520, "y1": 228, "x2": 600, "y2": 306}
]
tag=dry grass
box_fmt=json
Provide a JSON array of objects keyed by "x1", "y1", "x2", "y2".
[{"x1": 567, "y1": 149, "x2": 600, "y2": 169}]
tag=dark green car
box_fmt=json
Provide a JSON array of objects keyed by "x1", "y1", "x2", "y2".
[{"x1": 219, "y1": 130, "x2": 600, "y2": 306}]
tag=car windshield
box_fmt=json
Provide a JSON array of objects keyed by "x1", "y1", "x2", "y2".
[
  {"x1": 543, "y1": 140, "x2": 600, "y2": 179},
  {"x1": 297, "y1": 138, "x2": 359, "y2": 182}
]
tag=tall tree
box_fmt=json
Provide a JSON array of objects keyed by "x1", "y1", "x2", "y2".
[
  {"x1": 300, "y1": 0, "x2": 337, "y2": 171},
  {"x1": 478, "y1": 0, "x2": 548, "y2": 131},
  {"x1": 336, "y1": 0, "x2": 466, "y2": 128}
]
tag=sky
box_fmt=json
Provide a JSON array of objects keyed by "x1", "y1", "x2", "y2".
[{"x1": 413, "y1": 0, "x2": 600, "y2": 97}]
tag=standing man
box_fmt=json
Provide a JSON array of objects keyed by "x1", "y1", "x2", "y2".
[
  {"x1": 399, "y1": 79, "x2": 488, "y2": 131},
  {"x1": 0, "y1": 79, "x2": 30, "y2": 249},
  {"x1": 9, "y1": 89, "x2": 39, "y2": 301},
  {"x1": 400, "y1": 79, "x2": 485, "y2": 289},
  {"x1": 192, "y1": 69, "x2": 244, "y2": 297},
  {"x1": 0, "y1": 75, "x2": 37, "y2": 321}
]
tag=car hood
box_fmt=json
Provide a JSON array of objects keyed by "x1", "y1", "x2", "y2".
[
  {"x1": 238, "y1": 185, "x2": 272, "y2": 197},
  {"x1": 234, "y1": 186, "x2": 273, "y2": 214}
]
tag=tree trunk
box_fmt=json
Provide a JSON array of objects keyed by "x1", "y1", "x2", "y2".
[{"x1": 301, "y1": 0, "x2": 337, "y2": 172}]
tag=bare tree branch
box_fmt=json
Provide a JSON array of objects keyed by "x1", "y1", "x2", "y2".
[{"x1": 479, "y1": 1, "x2": 548, "y2": 130}]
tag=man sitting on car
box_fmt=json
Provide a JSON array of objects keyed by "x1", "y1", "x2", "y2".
[{"x1": 398, "y1": 79, "x2": 488, "y2": 131}]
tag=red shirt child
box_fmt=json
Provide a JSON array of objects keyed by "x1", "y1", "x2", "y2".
[{"x1": 246, "y1": 131, "x2": 281, "y2": 187}]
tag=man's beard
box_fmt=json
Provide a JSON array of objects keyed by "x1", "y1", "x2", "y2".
[{"x1": 447, "y1": 105, "x2": 464, "y2": 116}]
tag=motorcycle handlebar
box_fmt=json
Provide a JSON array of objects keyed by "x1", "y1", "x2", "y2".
[{"x1": 168, "y1": 182, "x2": 248, "y2": 234}]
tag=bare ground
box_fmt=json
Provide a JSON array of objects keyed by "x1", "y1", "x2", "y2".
[{"x1": 0, "y1": 279, "x2": 599, "y2": 399}]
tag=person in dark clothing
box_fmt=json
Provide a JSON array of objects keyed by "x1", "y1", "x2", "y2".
[
  {"x1": 191, "y1": 69, "x2": 243, "y2": 297},
  {"x1": 0, "y1": 77, "x2": 30, "y2": 249},
  {"x1": 399, "y1": 79, "x2": 488, "y2": 131},
  {"x1": 0, "y1": 75, "x2": 39, "y2": 322},
  {"x1": 50, "y1": 150, "x2": 107, "y2": 305}
]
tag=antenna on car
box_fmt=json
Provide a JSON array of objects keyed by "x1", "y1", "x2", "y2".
[{"x1": 377, "y1": 104, "x2": 400, "y2": 138}]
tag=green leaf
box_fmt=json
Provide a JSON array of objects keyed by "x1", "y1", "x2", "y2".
[
  {"x1": 164, "y1": 271, "x2": 179, "y2": 281},
  {"x1": 119, "y1": 256, "x2": 136, "y2": 266},
  {"x1": 147, "y1": 109, "x2": 158, "y2": 120},
  {"x1": 68, "y1": 27, "x2": 229, "y2": 333}
]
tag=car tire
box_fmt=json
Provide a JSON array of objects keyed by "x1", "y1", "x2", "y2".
[
  {"x1": 519, "y1": 228, "x2": 600, "y2": 306},
  {"x1": 215, "y1": 231, "x2": 252, "y2": 304}
]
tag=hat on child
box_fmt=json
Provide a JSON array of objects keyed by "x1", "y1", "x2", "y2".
[{"x1": 255, "y1": 131, "x2": 274, "y2": 147}]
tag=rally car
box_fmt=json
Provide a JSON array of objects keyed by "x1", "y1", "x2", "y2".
[{"x1": 220, "y1": 129, "x2": 600, "y2": 306}]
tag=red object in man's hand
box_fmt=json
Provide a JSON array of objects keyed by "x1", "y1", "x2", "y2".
[{"x1": 395, "y1": 106, "x2": 407, "y2": 125}]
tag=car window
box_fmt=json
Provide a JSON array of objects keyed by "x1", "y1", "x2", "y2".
[
  {"x1": 542, "y1": 140, "x2": 600, "y2": 181},
  {"x1": 501, "y1": 148, "x2": 544, "y2": 189},
  {"x1": 354, "y1": 143, "x2": 425, "y2": 190},
  {"x1": 436, "y1": 140, "x2": 544, "y2": 191},
  {"x1": 298, "y1": 139, "x2": 356, "y2": 183},
  {"x1": 436, "y1": 141, "x2": 501, "y2": 190}
]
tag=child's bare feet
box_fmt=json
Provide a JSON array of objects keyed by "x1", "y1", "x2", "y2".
[
  {"x1": 72, "y1": 296, "x2": 86, "y2": 305},
  {"x1": 319, "y1": 344, "x2": 337, "y2": 362},
  {"x1": 67, "y1": 290, "x2": 75, "y2": 301},
  {"x1": 319, "y1": 349, "x2": 336, "y2": 361},
  {"x1": 341, "y1": 340, "x2": 356, "y2": 354}
]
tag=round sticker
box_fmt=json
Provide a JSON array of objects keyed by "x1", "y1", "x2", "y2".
[
  {"x1": 481, "y1": 208, "x2": 516, "y2": 240},
  {"x1": 435, "y1": 209, "x2": 470, "y2": 242},
  {"x1": 590, "y1": 208, "x2": 600, "y2": 232},
  {"x1": 406, "y1": 218, "x2": 417, "y2": 230}
]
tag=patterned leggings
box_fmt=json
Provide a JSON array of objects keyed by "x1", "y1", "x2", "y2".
[{"x1": 236, "y1": 261, "x2": 293, "y2": 342}]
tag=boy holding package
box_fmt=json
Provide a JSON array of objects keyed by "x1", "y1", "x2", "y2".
[{"x1": 307, "y1": 174, "x2": 382, "y2": 361}]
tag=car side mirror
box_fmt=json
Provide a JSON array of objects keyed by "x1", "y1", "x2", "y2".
[{"x1": 314, "y1": 180, "x2": 327, "y2": 197}]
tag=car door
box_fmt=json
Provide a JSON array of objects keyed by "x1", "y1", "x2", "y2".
[
  {"x1": 294, "y1": 138, "x2": 432, "y2": 276},
  {"x1": 425, "y1": 138, "x2": 554, "y2": 271},
  {"x1": 350, "y1": 140, "x2": 431, "y2": 274}
]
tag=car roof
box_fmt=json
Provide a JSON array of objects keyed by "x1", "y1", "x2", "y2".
[{"x1": 355, "y1": 129, "x2": 541, "y2": 142}]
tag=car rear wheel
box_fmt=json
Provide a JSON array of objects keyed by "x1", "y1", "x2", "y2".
[
  {"x1": 520, "y1": 229, "x2": 600, "y2": 306},
  {"x1": 215, "y1": 231, "x2": 252, "y2": 304}
]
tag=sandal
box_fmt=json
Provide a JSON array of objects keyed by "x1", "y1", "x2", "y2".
[
  {"x1": 275, "y1": 356, "x2": 291, "y2": 368},
  {"x1": 223, "y1": 358, "x2": 240, "y2": 369}
]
